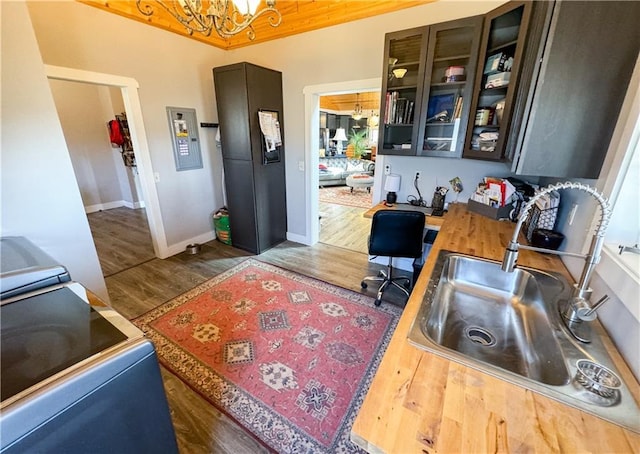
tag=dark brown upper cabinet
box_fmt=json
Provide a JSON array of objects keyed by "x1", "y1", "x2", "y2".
[
  {"x1": 505, "y1": 0, "x2": 640, "y2": 178},
  {"x1": 378, "y1": 17, "x2": 483, "y2": 157},
  {"x1": 378, "y1": 27, "x2": 429, "y2": 156},
  {"x1": 380, "y1": 1, "x2": 639, "y2": 179},
  {"x1": 462, "y1": 1, "x2": 533, "y2": 162},
  {"x1": 464, "y1": 0, "x2": 639, "y2": 178},
  {"x1": 417, "y1": 16, "x2": 483, "y2": 158}
]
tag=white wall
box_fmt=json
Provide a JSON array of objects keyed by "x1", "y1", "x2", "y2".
[
  {"x1": 24, "y1": 0, "x2": 508, "y2": 245},
  {"x1": 50, "y1": 79, "x2": 132, "y2": 211},
  {"x1": 0, "y1": 1, "x2": 107, "y2": 300},
  {"x1": 27, "y1": 1, "x2": 228, "y2": 246}
]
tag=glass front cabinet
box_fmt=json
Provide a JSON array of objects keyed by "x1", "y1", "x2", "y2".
[
  {"x1": 462, "y1": 1, "x2": 533, "y2": 161},
  {"x1": 379, "y1": 18, "x2": 483, "y2": 157},
  {"x1": 379, "y1": 27, "x2": 429, "y2": 156},
  {"x1": 379, "y1": 3, "x2": 535, "y2": 160},
  {"x1": 417, "y1": 17, "x2": 482, "y2": 157},
  {"x1": 378, "y1": 0, "x2": 638, "y2": 179}
]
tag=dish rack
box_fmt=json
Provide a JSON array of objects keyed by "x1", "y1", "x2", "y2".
[{"x1": 523, "y1": 204, "x2": 558, "y2": 242}]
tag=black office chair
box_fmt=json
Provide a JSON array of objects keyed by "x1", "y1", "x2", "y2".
[{"x1": 361, "y1": 210, "x2": 426, "y2": 306}]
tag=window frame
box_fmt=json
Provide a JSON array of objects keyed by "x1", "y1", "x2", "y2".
[{"x1": 591, "y1": 55, "x2": 640, "y2": 317}]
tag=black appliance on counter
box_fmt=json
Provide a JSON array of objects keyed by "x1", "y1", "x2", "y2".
[
  {"x1": 213, "y1": 62, "x2": 287, "y2": 254},
  {"x1": 0, "y1": 237, "x2": 178, "y2": 453}
]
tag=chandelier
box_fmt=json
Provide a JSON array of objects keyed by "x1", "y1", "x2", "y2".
[
  {"x1": 351, "y1": 93, "x2": 363, "y2": 121},
  {"x1": 369, "y1": 110, "x2": 379, "y2": 127},
  {"x1": 136, "y1": 0, "x2": 282, "y2": 40}
]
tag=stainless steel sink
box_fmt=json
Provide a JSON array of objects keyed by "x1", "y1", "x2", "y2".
[
  {"x1": 408, "y1": 251, "x2": 640, "y2": 433},
  {"x1": 423, "y1": 254, "x2": 570, "y2": 386}
]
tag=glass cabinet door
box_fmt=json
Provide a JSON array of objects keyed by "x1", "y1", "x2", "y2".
[
  {"x1": 463, "y1": 1, "x2": 533, "y2": 161},
  {"x1": 378, "y1": 27, "x2": 428, "y2": 156},
  {"x1": 417, "y1": 16, "x2": 483, "y2": 157}
]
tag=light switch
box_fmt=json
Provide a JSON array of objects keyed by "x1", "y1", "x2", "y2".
[{"x1": 298, "y1": 161, "x2": 304, "y2": 171}]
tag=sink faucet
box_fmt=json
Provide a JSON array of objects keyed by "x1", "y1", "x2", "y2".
[{"x1": 501, "y1": 182, "x2": 612, "y2": 343}]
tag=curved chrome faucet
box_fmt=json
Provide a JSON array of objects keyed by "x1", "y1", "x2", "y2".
[{"x1": 501, "y1": 182, "x2": 612, "y2": 343}]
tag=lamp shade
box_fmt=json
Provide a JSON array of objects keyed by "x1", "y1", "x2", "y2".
[
  {"x1": 233, "y1": 0, "x2": 261, "y2": 15},
  {"x1": 332, "y1": 128, "x2": 348, "y2": 142},
  {"x1": 384, "y1": 174, "x2": 401, "y2": 192},
  {"x1": 392, "y1": 68, "x2": 408, "y2": 79}
]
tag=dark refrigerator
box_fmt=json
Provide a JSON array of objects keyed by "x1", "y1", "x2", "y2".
[{"x1": 213, "y1": 62, "x2": 287, "y2": 254}]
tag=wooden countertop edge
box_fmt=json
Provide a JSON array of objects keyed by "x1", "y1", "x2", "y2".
[{"x1": 352, "y1": 203, "x2": 639, "y2": 453}]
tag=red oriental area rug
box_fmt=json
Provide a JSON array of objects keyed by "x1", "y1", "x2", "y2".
[
  {"x1": 134, "y1": 259, "x2": 401, "y2": 453},
  {"x1": 319, "y1": 185, "x2": 373, "y2": 209}
]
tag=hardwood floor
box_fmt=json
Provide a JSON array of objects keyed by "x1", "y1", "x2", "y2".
[
  {"x1": 318, "y1": 201, "x2": 371, "y2": 254},
  {"x1": 87, "y1": 207, "x2": 155, "y2": 277},
  {"x1": 91, "y1": 207, "x2": 411, "y2": 453}
]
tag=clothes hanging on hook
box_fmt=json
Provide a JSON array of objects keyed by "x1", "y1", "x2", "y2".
[{"x1": 108, "y1": 119, "x2": 124, "y2": 147}]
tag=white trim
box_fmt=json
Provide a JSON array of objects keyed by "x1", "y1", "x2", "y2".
[
  {"x1": 163, "y1": 231, "x2": 216, "y2": 257},
  {"x1": 590, "y1": 54, "x2": 640, "y2": 317},
  {"x1": 599, "y1": 246, "x2": 640, "y2": 323},
  {"x1": 84, "y1": 200, "x2": 146, "y2": 213},
  {"x1": 44, "y1": 64, "x2": 169, "y2": 259},
  {"x1": 303, "y1": 78, "x2": 382, "y2": 246},
  {"x1": 84, "y1": 201, "x2": 126, "y2": 213},
  {"x1": 286, "y1": 232, "x2": 308, "y2": 245},
  {"x1": 124, "y1": 200, "x2": 145, "y2": 209}
]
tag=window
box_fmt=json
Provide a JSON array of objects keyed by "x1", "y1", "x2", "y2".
[
  {"x1": 604, "y1": 139, "x2": 639, "y2": 278},
  {"x1": 594, "y1": 59, "x2": 639, "y2": 315}
]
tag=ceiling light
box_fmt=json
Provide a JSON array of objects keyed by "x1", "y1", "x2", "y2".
[
  {"x1": 369, "y1": 110, "x2": 379, "y2": 127},
  {"x1": 136, "y1": 0, "x2": 282, "y2": 40},
  {"x1": 352, "y1": 93, "x2": 363, "y2": 120},
  {"x1": 392, "y1": 68, "x2": 408, "y2": 79}
]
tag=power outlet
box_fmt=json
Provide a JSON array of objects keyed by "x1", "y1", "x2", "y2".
[
  {"x1": 415, "y1": 171, "x2": 420, "y2": 180},
  {"x1": 384, "y1": 165, "x2": 391, "y2": 175}
]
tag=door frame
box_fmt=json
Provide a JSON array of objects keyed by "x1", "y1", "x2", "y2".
[
  {"x1": 303, "y1": 78, "x2": 382, "y2": 245},
  {"x1": 45, "y1": 64, "x2": 168, "y2": 258}
]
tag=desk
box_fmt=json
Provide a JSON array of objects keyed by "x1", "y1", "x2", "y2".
[{"x1": 363, "y1": 202, "x2": 447, "y2": 228}]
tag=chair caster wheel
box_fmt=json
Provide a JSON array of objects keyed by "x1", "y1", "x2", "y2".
[
  {"x1": 374, "y1": 299, "x2": 382, "y2": 307},
  {"x1": 361, "y1": 281, "x2": 368, "y2": 289}
]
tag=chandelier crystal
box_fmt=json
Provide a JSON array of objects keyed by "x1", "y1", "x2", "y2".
[
  {"x1": 351, "y1": 93, "x2": 363, "y2": 121},
  {"x1": 136, "y1": 0, "x2": 282, "y2": 40}
]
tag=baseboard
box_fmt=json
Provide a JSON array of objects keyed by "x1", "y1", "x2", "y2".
[
  {"x1": 286, "y1": 232, "x2": 310, "y2": 245},
  {"x1": 85, "y1": 200, "x2": 145, "y2": 213},
  {"x1": 123, "y1": 200, "x2": 145, "y2": 209},
  {"x1": 84, "y1": 201, "x2": 126, "y2": 213},
  {"x1": 160, "y1": 231, "x2": 216, "y2": 259}
]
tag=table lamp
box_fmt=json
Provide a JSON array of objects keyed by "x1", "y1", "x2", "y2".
[
  {"x1": 384, "y1": 174, "x2": 401, "y2": 204},
  {"x1": 332, "y1": 128, "x2": 348, "y2": 154}
]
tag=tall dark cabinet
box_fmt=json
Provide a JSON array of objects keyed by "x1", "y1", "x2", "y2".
[{"x1": 213, "y1": 62, "x2": 287, "y2": 254}]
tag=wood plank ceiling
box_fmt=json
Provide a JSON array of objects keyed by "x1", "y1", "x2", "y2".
[
  {"x1": 320, "y1": 92, "x2": 380, "y2": 112},
  {"x1": 79, "y1": 0, "x2": 437, "y2": 50}
]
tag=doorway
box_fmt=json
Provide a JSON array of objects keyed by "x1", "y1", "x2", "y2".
[
  {"x1": 303, "y1": 78, "x2": 383, "y2": 249},
  {"x1": 47, "y1": 78, "x2": 156, "y2": 277},
  {"x1": 45, "y1": 65, "x2": 170, "y2": 260},
  {"x1": 317, "y1": 91, "x2": 380, "y2": 254}
]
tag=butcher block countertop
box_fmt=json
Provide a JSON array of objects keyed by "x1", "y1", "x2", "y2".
[{"x1": 351, "y1": 203, "x2": 640, "y2": 453}]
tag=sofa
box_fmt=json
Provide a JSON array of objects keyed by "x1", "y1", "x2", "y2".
[{"x1": 319, "y1": 156, "x2": 375, "y2": 187}]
